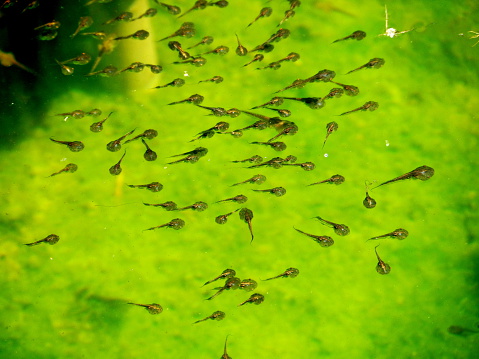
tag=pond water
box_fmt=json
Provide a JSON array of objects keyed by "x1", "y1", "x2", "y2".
[{"x1": 1, "y1": 0, "x2": 478, "y2": 358}]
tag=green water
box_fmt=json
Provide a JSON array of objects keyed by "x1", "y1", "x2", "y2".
[{"x1": 1, "y1": 0, "x2": 478, "y2": 358}]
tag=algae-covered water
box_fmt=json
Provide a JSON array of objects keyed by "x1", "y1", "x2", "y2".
[{"x1": 1, "y1": 0, "x2": 478, "y2": 358}]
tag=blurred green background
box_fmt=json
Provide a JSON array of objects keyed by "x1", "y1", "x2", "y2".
[{"x1": 1, "y1": 0, "x2": 478, "y2": 358}]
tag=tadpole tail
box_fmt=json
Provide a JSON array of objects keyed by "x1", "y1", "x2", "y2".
[
  {"x1": 24, "y1": 240, "x2": 42, "y2": 246},
  {"x1": 346, "y1": 66, "x2": 363, "y2": 75},
  {"x1": 371, "y1": 175, "x2": 406, "y2": 190},
  {"x1": 206, "y1": 288, "x2": 224, "y2": 301},
  {"x1": 201, "y1": 280, "x2": 212, "y2": 287}
]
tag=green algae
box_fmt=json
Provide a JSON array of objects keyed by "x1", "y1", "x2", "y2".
[{"x1": 0, "y1": 0, "x2": 478, "y2": 358}]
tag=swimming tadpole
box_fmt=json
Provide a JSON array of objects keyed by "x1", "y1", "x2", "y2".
[
  {"x1": 332, "y1": 30, "x2": 366, "y2": 43},
  {"x1": 239, "y1": 208, "x2": 254, "y2": 243},
  {"x1": 25, "y1": 234, "x2": 60, "y2": 246},
  {"x1": 293, "y1": 227, "x2": 334, "y2": 247},
  {"x1": 339, "y1": 101, "x2": 379, "y2": 116},
  {"x1": 202, "y1": 268, "x2": 236, "y2": 287},
  {"x1": 109, "y1": 151, "x2": 126, "y2": 176},
  {"x1": 215, "y1": 210, "x2": 240, "y2": 224},
  {"x1": 48, "y1": 163, "x2": 77, "y2": 177},
  {"x1": 373, "y1": 165, "x2": 435, "y2": 189},
  {"x1": 50, "y1": 138, "x2": 84, "y2": 152},
  {"x1": 206, "y1": 277, "x2": 241, "y2": 300},
  {"x1": 252, "y1": 187, "x2": 286, "y2": 197},
  {"x1": 231, "y1": 174, "x2": 266, "y2": 187},
  {"x1": 127, "y1": 182, "x2": 163, "y2": 192},
  {"x1": 127, "y1": 302, "x2": 163, "y2": 314},
  {"x1": 262, "y1": 267, "x2": 299, "y2": 281},
  {"x1": 314, "y1": 216, "x2": 350, "y2": 236},
  {"x1": 238, "y1": 293, "x2": 264, "y2": 306},
  {"x1": 308, "y1": 174, "x2": 345, "y2": 186},
  {"x1": 193, "y1": 310, "x2": 225, "y2": 324},
  {"x1": 144, "y1": 218, "x2": 185, "y2": 231},
  {"x1": 374, "y1": 245, "x2": 391, "y2": 275}
]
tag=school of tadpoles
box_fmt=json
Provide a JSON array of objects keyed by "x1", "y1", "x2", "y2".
[{"x1": 3, "y1": 0, "x2": 436, "y2": 356}]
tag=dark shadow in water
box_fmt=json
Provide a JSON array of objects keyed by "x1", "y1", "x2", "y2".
[
  {"x1": 0, "y1": 1, "x2": 57, "y2": 149},
  {"x1": 71, "y1": 288, "x2": 127, "y2": 334},
  {"x1": 0, "y1": 338, "x2": 56, "y2": 359},
  {"x1": 0, "y1": 1, "x2": 120, "y2": 150},
  {"x1": 464, "y1": 248, "x2": 479, "y2": 331}
]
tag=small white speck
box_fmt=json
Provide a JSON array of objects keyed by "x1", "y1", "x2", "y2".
[
  {"x1": 183, "y1": 71, "x2": 189, "y2": 77},
  {"x1": 61, "y1": 157, "x2": 67, "y2": 162},
  {"x1": 386, "y1": 28, "x2": 397, "y2": 38},
  {"x1": 324, "y1": 153, "x2": 329, "y2": 158},
  {"x1": 50, "y1": 257, "x2": 53, "y2": 260},
  {"x1": 63, "y1": 116, "x2": 68, "y2": 121},
  {"x1": 385, "y1": 140, "x2": 390, "y2": 147}
]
